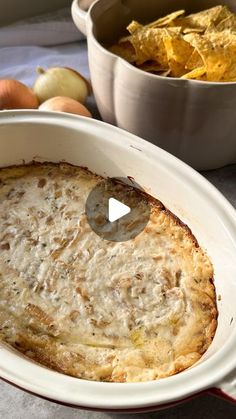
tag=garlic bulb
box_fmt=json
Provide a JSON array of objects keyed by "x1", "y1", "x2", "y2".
[
  {"x1": 39, "y1": 96, "x2": 92, "y2": 117},
  {"x1": 0, "y1": 79, "x2": 39, "y2": 110},
  {"x1": 33, "y1": 67, "x2": 91, "y2": 104}
]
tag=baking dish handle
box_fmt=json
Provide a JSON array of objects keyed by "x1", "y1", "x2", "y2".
[
  {"x1": 72, "y1": 0, "x2": 95, "y2": 36},
  {"x1": 208, "y1": 371, "x2": 236, "y2": 404}
]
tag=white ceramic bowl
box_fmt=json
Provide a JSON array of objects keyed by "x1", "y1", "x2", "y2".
[
  {"x1": 0, "y1": 110, "x2": 236, "y2": 412},
  {"x1": 72, "y1": 0, "x2": 236, "y2": 170}
]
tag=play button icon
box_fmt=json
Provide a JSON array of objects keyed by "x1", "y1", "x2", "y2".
[
  {"x1": 85, "y1": 177, "x2": 151, "y2": 242},
  {"x1": 108, "y1": 198, "x2": 131, "y2": 222}
]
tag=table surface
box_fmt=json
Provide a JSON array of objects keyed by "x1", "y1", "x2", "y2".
[{"x1": 0, "y1": 165, "x2": 235, "y2": 419}]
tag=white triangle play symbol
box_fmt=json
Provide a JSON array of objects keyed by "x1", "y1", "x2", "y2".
[{"x1": 108, "y1": 197, "x2": 131, "y2": 223}]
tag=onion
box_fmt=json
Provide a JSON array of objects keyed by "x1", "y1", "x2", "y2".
[
  {"x1": 39, "y1": 96, "x2": 92, "y2": 117},
  {"x1": 0, "y1": 79, "x2": 39, "y2": 110},
  {"x1": 33, "y1": 67, "x2": 91, "y2": 104}
]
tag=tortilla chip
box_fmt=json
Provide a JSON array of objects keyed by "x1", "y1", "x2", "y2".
[
  {"x1": 184, "y1": 31, "x2": 236, "y2": 81},
  {"x1": 206, "y1": 31, "x2": 236, "y2": 81},
  {"x1": 205, "y1": 12, "x2": 236, "y2": 33},
  {"x1": 159, "y1": 69, "x2": 171, "y2": 77},
  {"x1": 181, "y1": 66, "x2": 207, "y2": 79},
  {"x1": 146, "y1": 10, "x2": 185, "y2": 28},
  {"x1": 185, "y1": 48, "x2": 204, "y2": 70},
  {"x1": 183, "y1": 27, "x2": 204, "y2": 34},
  {"x1": 130, "y1": 27, "x2": 169, "y2": 66},
  {"x1": 127, "y1": 20, "x2": 143, "y2": 35},
  {"x1": 163, "y1": 30, "x2": 194, "y2": 77},
  {"x1": 109, "y1": 41, "x2": 136, "y2": 63},
  {"x1": 175, "y1": 6, "x2": 230, "y2": 32},
  {"x1": 215, "y1": 15, "x2": 236, "y2": 32},
  {"x1": 213, "y1": 5, "x2": 233, "y2": 27}
]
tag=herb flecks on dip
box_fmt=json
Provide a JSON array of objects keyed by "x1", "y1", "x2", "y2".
[{"x1": 0, "y1": 163, "x2": 217, "y2": 382}]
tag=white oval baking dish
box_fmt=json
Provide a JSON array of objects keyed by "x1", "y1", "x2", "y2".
[{"x1": 0, "y1": 110, "x2": 236, "y2": 412}]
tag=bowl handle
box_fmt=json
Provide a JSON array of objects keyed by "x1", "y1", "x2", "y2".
[
  {"x1": 208, "y1": 371, "x2": 236, "y2": 404},
  {"x1": 71, "y1": 0, "x2": 95, "y2": 36}
]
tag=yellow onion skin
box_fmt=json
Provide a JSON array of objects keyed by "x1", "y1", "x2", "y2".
[
  {"x1": 39, "y1": 96, "x2": 92, "y2": 117},
  {"x1": 0, "y1": 79, "x2": 39, "y2": 110},
  {"x1": 33, "y1": 67, "x2": 90, "y2": 104}
]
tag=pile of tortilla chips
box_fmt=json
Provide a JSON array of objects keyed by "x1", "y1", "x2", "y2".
[{"x1": 109, "y1": 6, "x2": 236, "y2": 81}]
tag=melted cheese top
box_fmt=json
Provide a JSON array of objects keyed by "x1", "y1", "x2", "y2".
[{"x1": 0, "y1": 163, "x2": 217, "y2": 382}]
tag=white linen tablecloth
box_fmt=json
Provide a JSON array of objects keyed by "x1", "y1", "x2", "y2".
[
  {"x1": 0, "y1": 6, "x2": 89, "y2": 85},
  {"x1": 0, "y1": 42, "x2": 90, "y2": 86}
]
